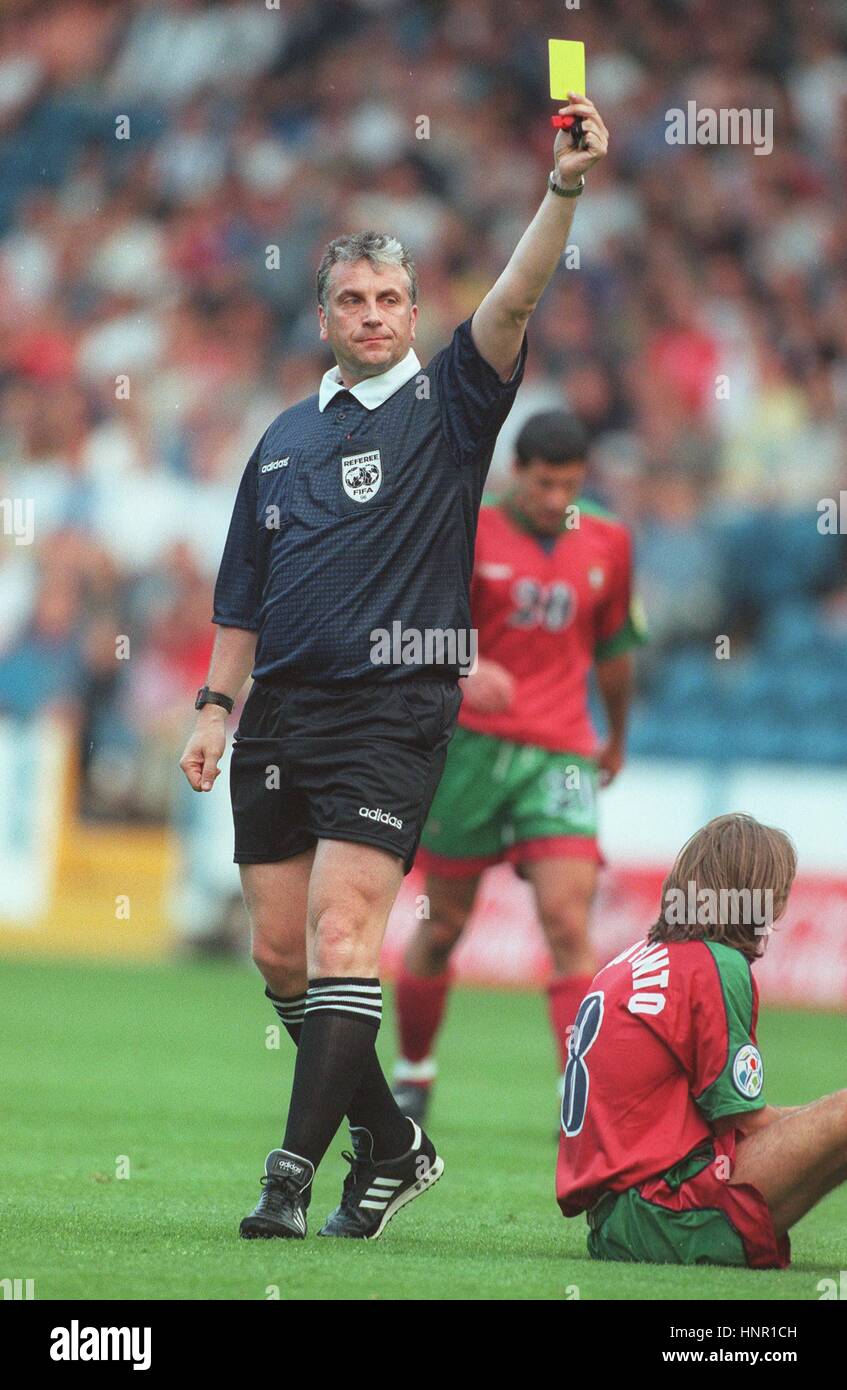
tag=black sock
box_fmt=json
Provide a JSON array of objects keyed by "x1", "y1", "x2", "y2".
[
  {"x1": 265, "y1": 986, "x2": 306, "y2": 1045},
  {"x1": 345, "y1": 1054, "x2": 412, "y2": 1161},
  {"x1": 266, "y1": 983, "x2": 411, "y2": 1161},
  {"x1": 280, "y1": 979, "x2": 410, "y2": 1170}
]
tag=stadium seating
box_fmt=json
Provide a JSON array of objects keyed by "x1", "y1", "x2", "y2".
[{"x1": 1, "y1": 0, "x2": 845, "y2": 819}]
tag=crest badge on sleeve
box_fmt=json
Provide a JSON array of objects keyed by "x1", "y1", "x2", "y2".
[
  {"x1": 732, "y1": 1043, "x2": 764, "y2": 1098},
  {"x1": 342, "y1": 450, "x2": 382, "y2": 503}
]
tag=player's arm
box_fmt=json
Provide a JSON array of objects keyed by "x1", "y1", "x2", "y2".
[
  {"x1": 470, "y1": 95, "x2": 608, "y2": 380},
  {"x1": 463, "y1": 656, "x2": 515, "y2": 713},
  {"x1": 715, "y1": 1102, "x2": 810, "y2": 1137},
  {"x1": 686, "y1": 944, "x2": 770, "y2": 1131},
  {"x1": 593, "y1": 527, "x2": 646, "y2": 784},
  {"x1": 595, "y1": 651, "x2": 633, "y2": 786},
  {"x1": 714, "y1": 1105, "x2": 782, "y2": 1136}
]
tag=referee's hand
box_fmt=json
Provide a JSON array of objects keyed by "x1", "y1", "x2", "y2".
[
  {"x1": 553, "y1": 93, "x2": 609, "y2": 185},
  {"x1": 179, "y1": 709, "x2": 226, "y2": 792}
]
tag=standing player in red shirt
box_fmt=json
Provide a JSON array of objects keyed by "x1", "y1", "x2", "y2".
[
  {"x1": 558, "y1": 813, "x2": 846, "y2": 1268},
  {"x1": 392, "y1": 411, "x2": 646, "y2": 1121}
]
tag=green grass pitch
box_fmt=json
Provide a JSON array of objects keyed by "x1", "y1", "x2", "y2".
[{"x1": 1, "y1": 957, "x2": 844, "y2": 1301}]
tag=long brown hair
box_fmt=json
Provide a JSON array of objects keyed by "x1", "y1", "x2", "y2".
[{"x1": 647, "y1": 813, "x2": 797, "y2": 962}]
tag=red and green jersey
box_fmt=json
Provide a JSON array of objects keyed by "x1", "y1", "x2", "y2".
[
  {"x1": 556, "y1": 937, "x2": 767, "y2": 1217},
  {"x1": 461, "y1": 497, "x2": 646, "y2": 755}
]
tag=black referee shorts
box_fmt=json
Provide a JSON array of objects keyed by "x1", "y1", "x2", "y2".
[{"x1": 230, "y1": 677, "x2": 462, "y2": 874}]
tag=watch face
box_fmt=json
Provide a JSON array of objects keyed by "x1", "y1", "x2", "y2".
[{"x1": 195, "y1": 689, "x2": 231, "y2": 712}]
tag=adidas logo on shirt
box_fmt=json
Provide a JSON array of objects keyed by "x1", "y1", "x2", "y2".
[
  {"x1": 261, "y1": 457, "x2": 290, "y2": 472},
  {"x1": 359, "y1": 806, "x2": 403, "y2": 830}
]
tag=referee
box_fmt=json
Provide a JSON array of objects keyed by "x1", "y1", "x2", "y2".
[{"x1": 179, "y1": 94, "x2": 609, "y2": 1241}]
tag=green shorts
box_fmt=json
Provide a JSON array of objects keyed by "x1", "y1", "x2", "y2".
[
  {"x1": 585, "y1": 1139, "x2": 789, "y2": 1270},
  {"x1": 418, "y1": 725, "x2": 601, "y2": 876}
]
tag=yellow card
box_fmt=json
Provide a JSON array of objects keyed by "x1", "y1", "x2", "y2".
[{"x1": 548, "y1": 39, "x2": 585, "y2": 100}]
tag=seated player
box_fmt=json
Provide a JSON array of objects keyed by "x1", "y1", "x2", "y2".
[
  {"x1": 392, "y1": 411, "x2": 646, "y2": 1122},
  {"x1": 557, "y1": 812, "x2": 844, "y2": 1269}
]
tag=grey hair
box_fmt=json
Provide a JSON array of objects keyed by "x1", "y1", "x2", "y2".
[{"x1": 316, "y1": 231, "x2": 418, "y2": 311}]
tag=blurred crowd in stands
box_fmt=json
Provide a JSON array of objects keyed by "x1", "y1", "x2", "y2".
[{"x1": 1, "y1": 0, "x2": 846, "y2": 822}]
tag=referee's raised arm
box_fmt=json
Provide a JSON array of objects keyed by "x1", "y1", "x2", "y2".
[{"x1": 469, "y1": 92, "x2": 608, "y2": 377}]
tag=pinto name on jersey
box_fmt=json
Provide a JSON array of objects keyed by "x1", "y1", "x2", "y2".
[
  {"x1": 627, "y1": 939, "x2": 671, "y2": 1015},
  {"x1": 600, "y1": 936, "x2": 672, "y2": 1016}
]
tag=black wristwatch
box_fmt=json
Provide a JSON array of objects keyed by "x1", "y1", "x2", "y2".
[{"x1": 195, "y1": 686, "x2": 234, "y2": 714}]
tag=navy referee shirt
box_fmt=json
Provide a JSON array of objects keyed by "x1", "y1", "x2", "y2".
[{"x1": 212, "y1": 315, "x2": 528, "y2": 685}]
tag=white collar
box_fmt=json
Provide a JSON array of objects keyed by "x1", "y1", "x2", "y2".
[{"x1": 318, "y1": 346, "x2": 421, "y2": 412}]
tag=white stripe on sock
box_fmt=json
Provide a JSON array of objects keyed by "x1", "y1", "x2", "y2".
[
  {"x1": 305, "y1": 995, "x2": 381, "y2": 1005},
  {"x1": 304, "y1": 1002, "x2": 382, "y2": 1021},
  {"x1": 308, "y1": 982, "x2": 382, "y2": 995}
]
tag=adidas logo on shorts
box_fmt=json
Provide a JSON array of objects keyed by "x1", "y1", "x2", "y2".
[{"x1": 359, "y1": 806, "x2": 404, "y2": 830}]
